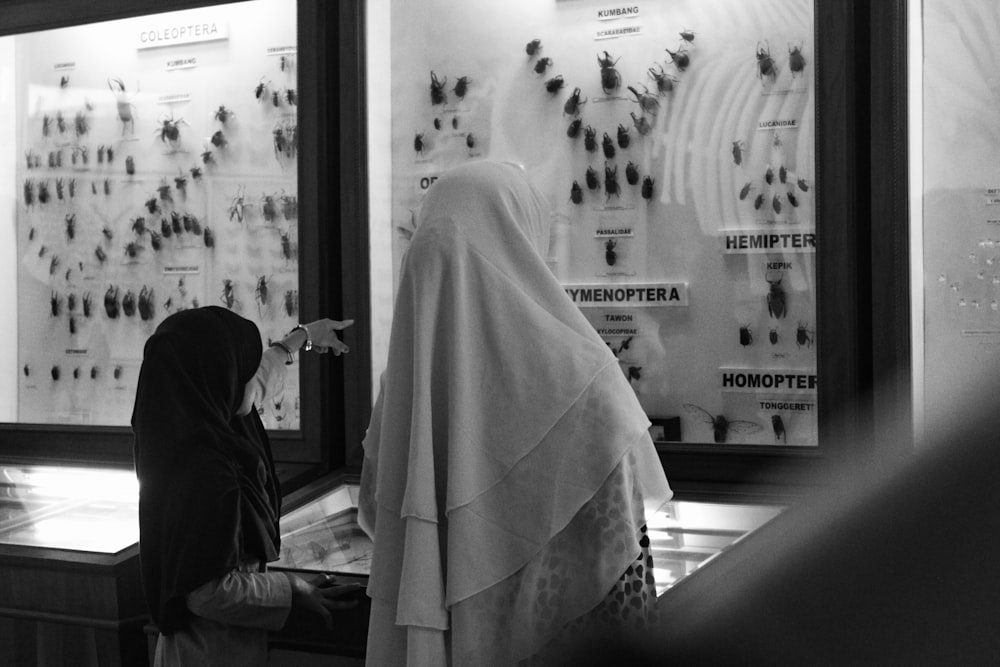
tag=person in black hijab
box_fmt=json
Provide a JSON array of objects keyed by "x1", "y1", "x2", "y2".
[{"x1": 133, "y1": 306, "x2": 358, "y2": 666}]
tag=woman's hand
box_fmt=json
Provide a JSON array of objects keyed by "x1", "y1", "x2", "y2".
[
  {"x1": 285, "y1": 572, "x2": 364, "y2": 629},
  {"x1": 303, "y1": 318, "x2": 354, "y2": 355}
]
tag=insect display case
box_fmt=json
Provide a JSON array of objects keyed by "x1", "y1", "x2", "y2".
[{"x1": 365, "y1": 0, "x2": 862, "y2": 496}]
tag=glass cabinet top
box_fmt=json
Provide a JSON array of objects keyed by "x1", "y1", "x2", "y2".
[{"x1": 0, "y1": 463, "x2": 139, "y2": 553}]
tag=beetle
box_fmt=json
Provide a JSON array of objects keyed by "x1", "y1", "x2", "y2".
[
  {"x1": 665, "y1": 46, "x2": 690, "y2": 71},
  {"x1": 545, "y1": 76, "x2": 565, "y2": 94},
  {"x1": 280, "y1": 231, "x2": 294, "y2": 261},
  {"x1": 585, "y1": 166, "x2": 599, "y2": 190},
  {"x1": 563, "y1": 87, "x2": 586, "y2": 115},
  {"x1": 149, "y1": 231, "x2": 162, "y2": 252},
  {"x1": 108, "y1": 77, "x2": 137, "y2": 136},
  {"x1": 732, "y1": 140, "x2": 747, "y2": 166},
  {"x1": 174, "y1": 172, "x2": 188, "y2": 193},
  {"x1": 433, "y1": 117, "x2": 442, "y2": 131},
  {"x1": 779, "y1": 164, "x2": 788, "y2": 184},
  {"x1": 770, "y1": 194, "x2": 782, "y2": 214},
  {"x1": 452, "y1": 76, "x2": 470, "y2": 99},
  {"x1": 281, "y1": 193, "x2": 298, "y2": 219},
  {"x1": 138, "y1": 286, "x2": 155, "y2": 321},
  {"x1": 211, "y1": 130, "x2": 228, "y2": 148},
  {"x1": 797, "y1": 177, "x2": 810, "y2": 192},
  {"x1": 254, "y1": 78, "x2": 270, "y2": 101},
  {"x1": 125, "y1": 155, "x2": 135, "y2": 176},
  {"x1": 279, "y1": 54, "x2": 294, "y2": 72},
  {"x1": 229, "y1": 186, "x2": 247, "y2": 223},
  {"x1": 642, "y1": 176, "x2": 655, "y2": 201},
  {"x1": 190, "y1": 165, "x2": 203, "y2": 180},
  {"x1": 789, "y1": 42, "x2": 806, "y2": 77},
  {"x1": 625, "y1": 161, "x2": 639, "y2": 185},
  {"x1": 255, "y1": 275, "x2": 271, "y2": 310},
  {"x1": 754, "y1": 193, "x2": 765, "y2": 210},
  {"x1": 284, "y1": 289, "x2": 299, "y2": 317},
  {"x1": 604, "y1": 163, "x2": 620, "y2": 201},
  {"x1": 766, "y1": 271, "x2": 787, "y2": 319},
  {"x1": 597, "y1": 51, "x2": 621, "y2": 94},
  {"x1": 261, "y1": 194, "x2": 278, "y2": 223},
  {"x1": 104, "y1": 285, "x2": 120, "y2": 318},
  {"x1": 605, "y1": 238, "x2": 618, "y2": 266},
  {"x1": 64, "y1": 213, "x2": 76, "y2": 241},
  {"x1": 23, "y1": 179, "x2": 34, "y2": 207},
  {"x1": 787, "y1": 190, "x2": 800, "y2": 207},
  {"x1": 765, "y1": 166, "x2": 774, "y2": 185},
  {"x1": 50, "y1": 291, "x2": 62, "y2": 317},
  {"x1": 679, "y1": 28, "x2": 697, "y2": 43},
  {"x1": 114, "y1": 365, "x2": 123, "y2": 381},
  {"x1": 131, "y1": 216, "x2": 147, "y2": 236},
  {"x1": 739, "y1": 181, "x2": 753, "y2": 200},
  {"x1": 567, "y1": 118, "x2": 582, "y2": 139},
  {"x1": 183, "y1": 213, "x2": 202, "y2": 235},
  {"x1": 171, "y1": 211, "x2": 184, "y2": 235},
  {"x1": 51, "y1": 366, "x2": 61, "y2": 382},
  {"x1": 602, "y1": 132, "x2": 616, "y2": 159},
  {"x1": 631, "y1": 111, "x2": 652, "y2": 136},
  {"x1": 285, "y1": 88, "x2": 297, "y2": 106},
  {"x1": 627, "y1": 84, "x2": 660, "y2": 115},
  {"x1": 452, "y1": 116, "x2": 459, "y2": 130},
  {"x1": 74, "y1": 110, "x2": 88, "y2": 137},
  {"x1": 23, "y1": 364, "x2": 30, "y2": 378},
  {"x1": 429, "y1": 71, "x2": 448, "y2": 104},
  {"x1": 684, "y1": 404, "x2": 764, "y2": 444},
  {"x1": 626, "y1": 366, "x2": 642, "y2": 383},
  {"x1": 90, "y1": 366, "x2": 98, "y2": 380},
  {"x1": 766, "y1": 327, "x2": 778, "y2": 345},
  {"x1": 203, "y1": 226, "x2": 215, "y2": 249},
  {"x1": 796, "y1": 322, "x2": 814, "y2": 348},
  {"x1": 772, "y1": 415, "x2": 787, "y2": 442},
  {"x1": 214, "y1": 105, "x2": 234, "y2": 124},
  {"x1": 42, "y1": 115, "x2": 52, "y2": 137},
  {"x1": 570, "y1": 180, "x2": 583, "y2": 204},
  {"x1": 145, "y1": 197, "x2": 160, "y2": 215},
  {"x1": 155, "y1": 115, "x2": 187, "y2": 144},
  {"x1": 466, "y1": 133, "x2": 476, "y2": 152},
  {"x1": 583, "y1": 125, "x2": 598, "y2": 152},
  {"x1": 648, "y1": 64, "x2": 677, "y2": 94},
  {"x1": 124, "y1": 241, "x2": 143, "y2": 259},
  {"x1": 49, "y1": 255, "x2": 60, "y2": 276},
  {"x1": 68, "y1": 178, "x2": 76, "y2": 198},
  {"x1": 414, "y1": 133, "x2": 425, "y2": 157},
  {"x1": 616, "y1": 124, "x2": 631, "y2": 149},
  {"x1": 756, "y1": 41, "x2": 778, "y2": 82},
  {"x1": 95, "y1": 245, "x2": 107, "y2": 264},
  {"x1": 220, "y1": 279, "x2": 237, "y2": 309},
  {"x1": 533, "y1": 57, "x2": 552, "y2": 75},
  {"x1": 739, "y1": 324, "x2": 753, "y2": 347},
  {"x1": 55, "y1": 178, "x2": 66, "y2": 201},
  {"x1": 525, "y1": 39, "x2": 542, "y2": 57}
]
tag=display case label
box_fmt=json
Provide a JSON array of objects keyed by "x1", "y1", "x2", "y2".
[
  {"x1": 722, "y1": 230, "x2": 816, "y2": 253},
  {"x1": 166, "y1": 57, "x2": 197, "y2": 70},
  {"x1": 595, "y1": 226, "x2": 633, "y2": 238},
  {"x1": 757, "y1": 119, "x2": 799, "y2": 131},
  {"x1": 720, "y1": 367, "x2": 817, "y2": 394},
  {"x1": 596, "y1": 25, "x2": 642, "y2": 39},
  {"x1": 564, "y1": 282, "x2": 687, "y2": 307},
  {"x1": 136, "y1": 21, "x2": 229, "y2": 49},
  {"x1": 597, "y1": 5, "x2": 640, "y2": 20}
]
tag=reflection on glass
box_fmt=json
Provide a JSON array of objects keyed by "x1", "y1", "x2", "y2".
[{"x1": 0, "y1": 464, "x2": 139, "y2": 553}]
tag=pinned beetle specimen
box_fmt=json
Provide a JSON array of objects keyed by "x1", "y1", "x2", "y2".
[
  {"x1": 625, "y1": 161, "x2": 639, "y2": 185},
  {"x1": 797, "y1": 178, "x2": 810, "y2": 192},
  {"x1": 23, "y1": 179, "x2": 34, "y2": 207},
  {"x1": 94, "y1": 245, "x2": 107, "y2": 264},
  {"x1": 754, "y1": 193, "x2": 766, "y2": 210},
  {"x1": 155, "y1": 115, "x2": 187, "y2": 145},
  {"x1": 648, "y1": 64, "x2": 677, "y2": 94},
  {"x1": 429, "y1": 71, "x2": 447, "y2": 105},
  {"x1": 765, "y1": 166, "x2": 774, "y2": 185},
  {"x1": 64, "y1": 214, "x2": 76, "y2": 241},
  {"x1": 766, "y1": 270, "x2": 787, "y2": 319},
  {"x1": 628, "y1": 85, "x2": 660, "y2": 115},
  {"x1": 214, "y1": 105, "x2": 235, "y2": 124},
  {"x1": 82, "y1": 292, "x2": 93, "y2": 318},
  {"x1": 769, "y1": 327, "x2": 779, "y2": 345},
  {"x1": 545, "y1": 76, "x2": 565, "y2": 94},
  {"x1": 229, "y1": 186, "x2": 247, "y2": 223},
  {"x1": 149, "y1": 231, "x2": 162, "y2": 252},
  {"x1": 113, "y1": 365, "x2": 123, "y2": 381},
  {"x1": 604, "y1": 163, "x2": 620, "y2": 201},
  {"x1": 183, "y1": 213, "x2": 202, "y2": 235},
  {"x1": 739, "y1": 181, "x2": 753, "y2": 200},
  {"x1": 630, "y1": 111, "x2": 652, "y2": 136},
  {"x1": 121, "y1": 289, "x2": 137, "y2": 317},
  {"x1": 125, "y1": 155, "x2": 135, "y2": 176},
  {"x1": 684, "y1": 404, "x2": 764, "y2": 444},
  {"x1": 50, "y1": 291, "x2": 62, "y2": 317},
  {"x1": 533, "y1": 57, "x2": 552, "y2": 75},
  {"x1": 55, "y1": 178, "x2": 65, "y2": 201},
  {"x1": 51, "y1": 366, "x2": 61, "y2": 381},
  {"x1": 74, "y1": 110, "x2": 89, "y2": 137},
  {"x1": 585, "y1": 166, "x2": 599, "y2": 191},
  {"x1": 787, "y1": 190, "x2": 799, "y2": 207},
  {"x1": 211, "y1": 130, "x2": 228, "y2": 148},
  {"x1": 525, "y1": 38, "x2": 542, "y2": 56},
  {"x1": 254, "y1": 78, "x2": 271, "y2": 101},
  {"x1": 570, "y1": 180, "x2": 583, "y2": 204},
  {"x1": 602, "y1": 133, "x2": 616, "y2": 159},
  {"x1": 739, "y1": 324, "x2": 753, "y2": 347},
  {"x1": 220, "y1": 279, "x2": 237, "y2": 310},
  {"x1": 779, "y1": 164, "x2": 788, "y2": 184},
  {"x1": 756, "y1": 41, "x2": 778, "y2": 82},
  {"x1": 145, "y1": 197, "x2": 161, "y2": 215},
  {"x1": 138, "y1": 286, "x2": 155, "y2": 321},
  {"x1": 583, "y1": 125, "x2": 598, "y2": 152},
  {"x1": 626, "y1": 366, "x2": 642, "y2": 383},
  {"x1": 414, "y1": 133, "x2": 425, "y2": 157},
  {"x1": 203, "y1": 226, "x2": 215, "y2": 248},
  {"x1": 796, "y1": 322, "x2": 814, "y2": 348},
  {"x1": 466, "y1": 133, "x2": 476, "y2": 152},
  {"x1": 732, "y1": 140, "x2": 747, "y2": 166},
  {"x1": 563, "y1": 87, "x2": 587, "y2": 115},
  {"x1": 567, "y1": 118, "x2": 582, "y2": 139},
  {"x1": 171, "y1": 211, "x2": 184, "y2": 235},
  {"x1": 104, "y1": 285, "x2": 120, "y2": 318},
  {"x1": 772, "y1": 194, "x2": 782, "y2": 214},
  {"x1": 665, "y1": 46, "x2": 691, "y2": 71},
  {"x1": 617, "y1": 124, "x2": 630, "y2": 149},
  {"x1": 255, "y1": 275, "x2": 271, "y2": 310},
  {"x1": 261, "y1": 194, "x2": 279, "y2": 223},
  {"x1": 280, "y1": 231, "x2": 294, "y2": 261},
  {"x1": 131, "y1": 216, "x2": 148, "y2": 236},
  {"x1": 641, "y1": 176, "x2": 655, "y2": 201},
  {"x1": 789, "y1": 42, "x2": 806, "y2": 77},
  {"x1": 679, "y1": 28, "x2": 697, "y2": 43},
  {"x1": 108, "y1": 77, "x2": 137, "y2": 135},
  {"x1": 605, "y1": 238, "x2": 617, "y2": 266},
  {"x1": 772, "y1": 415, "x2": 786, "y2": 442},
  {"x1": 280, "y1": 193, "x2": 298, "y2": 219},
  {"x1": 597, "y1": 51, "x2": 621, "y2": 94},
  {"x1": 284, "y1": 290, "x2": 299, "y2": 317},
  {"x1": 452, "y1": 76, "x2": 470, "y2": 99},
  {"x1": 124, "y1": 241, "x2": 143, "y2": 259}
]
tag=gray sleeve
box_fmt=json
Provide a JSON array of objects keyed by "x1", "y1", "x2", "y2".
[{"x1": 185, "y1": 570, "x2": 293, "y2": 630}]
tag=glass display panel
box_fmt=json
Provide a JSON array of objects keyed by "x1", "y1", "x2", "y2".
[
  {"x1": 367, "y1": 0, "x2": 819, "y2": 447},
  {"x1": 910, "y1": 0, "x2": 1000, "y2": 444},
  {"x1": 275, "y1": 483, "x2": 374, "y2": 575},
  {"x1": 0, "y1": 464, "x2": 138, "y2": 553},
  {"x1": 0, "y1": 0, "x2": 301, "y2": 429}
]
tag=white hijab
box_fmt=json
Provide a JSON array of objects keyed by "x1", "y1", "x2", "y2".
[{"x1": 360, "y1": 161, "x2": 671, "y2": 664}]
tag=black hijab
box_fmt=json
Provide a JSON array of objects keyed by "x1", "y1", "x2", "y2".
[{"x1": 132, "y1": 306, "x2": 281, "y2": 634}]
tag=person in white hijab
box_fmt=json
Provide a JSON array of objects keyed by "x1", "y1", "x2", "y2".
[{"x1": 359, "y1": 160, "x2": 671, "y2": 665}]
